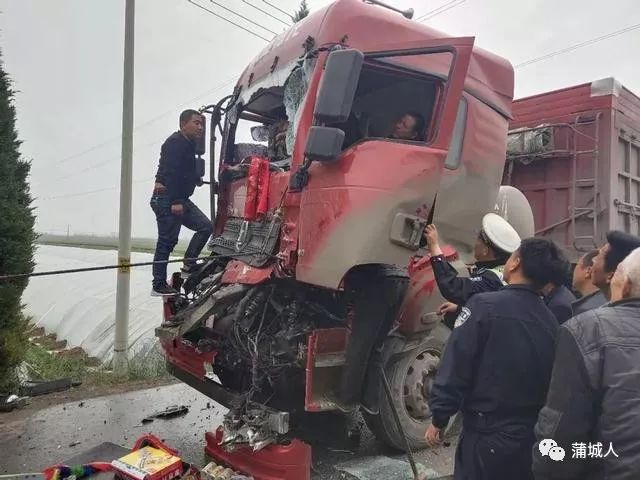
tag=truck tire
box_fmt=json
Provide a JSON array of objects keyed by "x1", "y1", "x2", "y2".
[{"x1": 363, "y1": 331, "x2": 446, "y2": 451}]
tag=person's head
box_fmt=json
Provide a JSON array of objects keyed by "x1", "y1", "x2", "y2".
[
  {"x1": 474, "y1": 213, "x2": 521, "y2": 263},
  {"x1": 179, "y1": 109, "x2": 204, "y2": 140},
  {"x1": 610, "y1": 247, "x2": 640, "y2": 302},
  {"x1": 503, "y1": 237, "x2": 568, "y2": 290},
  {"x1": 591, "y1": 231, "x2": 640, "y2": 297},
  {"x1": 572, "y1": 249, "x2": 599, "y2": 295},
  {"x1": 391, "y1": 112, "x2": 425, "y2": 141}
]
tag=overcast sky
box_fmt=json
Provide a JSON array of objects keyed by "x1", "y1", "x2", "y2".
[{"x1": 1, "y1": 0, "x2": 639, "y2": 239}]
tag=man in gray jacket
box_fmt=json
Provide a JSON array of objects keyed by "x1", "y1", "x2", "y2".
[{"x1": 532, "y1": 246, "x2": 640, "y2": 479}]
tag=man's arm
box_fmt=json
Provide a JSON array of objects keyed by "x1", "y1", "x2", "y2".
[
  {"x1": 429, "y1": 295, "x2": 488, "y2": 429},
  {"x1": 533, "y1": 325, "x2": 596, "y2": 480},
  {"x1": 430, "y1": 255, "x2": 500, "y2": 305}
]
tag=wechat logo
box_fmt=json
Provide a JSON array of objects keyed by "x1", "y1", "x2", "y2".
[{"x1": 539, "y1": 439, "x2": 566, "y2": 462}]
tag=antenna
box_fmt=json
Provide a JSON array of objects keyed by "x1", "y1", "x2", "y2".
[{"x1": 363, "y1": 0, "x2": 414, "y2": 19}]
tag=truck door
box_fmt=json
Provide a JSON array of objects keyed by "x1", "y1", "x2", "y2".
[{"x1": 296, "y1": 38, "x2": 475, "y2": 289}]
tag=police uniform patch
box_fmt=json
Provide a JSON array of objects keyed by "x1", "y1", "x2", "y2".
[{"x1": 454, "y1": 307, "x2": 471, "y2": 328}]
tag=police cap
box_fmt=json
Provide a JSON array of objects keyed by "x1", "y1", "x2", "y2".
[{"x1": 482, "y1": 213, "x2": 521, "y2": 255}]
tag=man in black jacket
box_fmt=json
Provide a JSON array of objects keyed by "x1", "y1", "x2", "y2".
[
  {"x1": 571, "y1": 249, "x2": 606, "y2": 315},
  {"x1": 543, "y1": 255, "x2": 576, "y2": 324},
  {"x1": 150, "y1": 109, "x2": 212, "y2": 296},
  {"x1": 533, "y1": 246, "x2": 640, "y2": 480},
  {"x1": 426, "y1": 238, "x2": 565, "y2": 480}
]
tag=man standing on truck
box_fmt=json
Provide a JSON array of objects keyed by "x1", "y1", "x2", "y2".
[
  {"x1": 571, "y1": 249, "x2": 607, "y2": 315},
  {"x1": 590, "y1": 230, "x2": 640, "y2": 301},
  {"x1": 426, "y1": 237, "x2": 566, "y2": 480},
  {"x1": 150, "y1": 109, "x2": 212, "y2": 296}
]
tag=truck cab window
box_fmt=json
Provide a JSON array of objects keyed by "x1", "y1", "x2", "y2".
[{"x1": 339, "y1": 52, "x2": 452, "y2": 150}]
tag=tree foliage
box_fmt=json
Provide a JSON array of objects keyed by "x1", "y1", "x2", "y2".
[
  {"x1": 292, "y1": 0, "x2": 309, "y2": 23},
  {"x1": 0, "y1": 52, "x2": 36, "y2": 391}
]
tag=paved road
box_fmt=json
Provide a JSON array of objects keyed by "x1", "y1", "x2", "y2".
[{"x1": 0, "y1": 384, "x2": 458, "y2": 479}]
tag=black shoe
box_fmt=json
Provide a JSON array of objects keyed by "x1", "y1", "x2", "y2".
[
  {"x1": 151, "y1": 284, "x2": 179, "y2": 297},
  {"x1": 180, "y1": 263, "x2": 199, "y2": 279}
]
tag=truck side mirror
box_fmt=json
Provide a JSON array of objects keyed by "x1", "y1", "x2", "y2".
[
  {"x1": 304, "y1": 126, "x2": 345, "y2": 162},
  {"x1": 251, "y1": 125, "x2": 269, "y2": 142},
  {"x1": 195, "y1": 114, "x2": 207, "y2": 156},
  {"x1": 314, "y1": 49, "x2": 364, "y2": 124}
]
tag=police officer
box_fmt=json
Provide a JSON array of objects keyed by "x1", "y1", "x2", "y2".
[
  {"x1": 424, "y1": 213, "x2": 521, "y2": 322},
  {"x1": 426, "y1": 238, "x2": 565, "y2": 480}
]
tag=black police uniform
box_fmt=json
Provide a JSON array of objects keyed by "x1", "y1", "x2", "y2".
[
  {"x1": 430, "y1": 255, "x2": 505, "y2": 305},
  {"x1": 429, "y1": 285, "x2": 558, "y2": 480}
]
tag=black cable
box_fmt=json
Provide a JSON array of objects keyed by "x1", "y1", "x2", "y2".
[
  {"x1": 206, "y1": 0, "x2": 278, "y2": 35},
  {"x1": 261, "y1": 0, "x2": 293, "y2": 21},
  {"x1": 0, "y1": 253, "x2": 258, "y2": 282},
  {"x1": 241, "y1": 0, "x2": 291, "y2": 27},
  {"x1": 187, "y1": 0, "x2": 271, "y2": 42}
]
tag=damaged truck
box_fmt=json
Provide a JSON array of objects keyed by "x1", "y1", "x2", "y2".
[{"x1": 155, "y1": 0, "x2": 530, "y2": 452}]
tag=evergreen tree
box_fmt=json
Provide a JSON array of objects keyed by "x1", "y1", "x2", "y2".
[
  {"x1": 292, "y1": 0, "x2": 309, "y2": 22},
  {"x1": 0, "y1": 52, "x2": 36, "y2": 391}
]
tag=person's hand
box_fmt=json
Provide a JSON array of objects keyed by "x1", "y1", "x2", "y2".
[
  {"x1": 154, "y1": 182, "x2": 166, "y2": 190},
  {"x1": 196, "y1": 177, "x2": 204, "y2": 187},
  {"x1": 438, "y1": 302, "x2": 459, "y2": 316},
  {"x1": 171, "y1": 203, "x2": 184, "y2": 216},
  {"x1": 425, "y1": 423, "x2": 442, "y2": 447},
  {"x1": 424, "y1": 224, "x2": 443, "y2": 256}
]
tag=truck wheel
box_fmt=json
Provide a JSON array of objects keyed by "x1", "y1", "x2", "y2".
[{"x1": 363, "y1": 334, "x2": 444, "y2": 451}]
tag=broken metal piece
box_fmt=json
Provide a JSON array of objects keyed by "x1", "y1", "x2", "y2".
[{"x1": 142, "y1": 404, "x2": 189, "y2": 423}]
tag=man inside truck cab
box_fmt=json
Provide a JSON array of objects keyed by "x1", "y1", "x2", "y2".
[
  {"x1": 389, "y1": 111, "x2": 426, "y2": 141},
  {"x1": 150, "y1": 109, "x2": 212, "y2": 297},
  {"x1": 423, "y1": 213, "x2": 521, "y2": 326},
  {"x1": 591, "y1": 230, "x2": 640, "y2": 301}
]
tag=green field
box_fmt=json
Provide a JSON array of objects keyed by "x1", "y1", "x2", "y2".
[{"x1": 37, "y1": 233, "x2": 188, "y2": 256}]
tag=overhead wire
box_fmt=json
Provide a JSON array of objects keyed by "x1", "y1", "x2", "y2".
[
  {"x1": 241, "y1": 0, "x2": 291, "y2": 27},
  {"x1": 514, "y1": 22, "x2": 640, "y2": 68},
  {"x1": 204, "y1": 0, "x2": 278, "y2": 35},
  {"x1": 187, "y1": 0, "x2": 271, "y2": 41},
  {"x1": 261, "y1": 0, "x2": 293, "y2": 22},
  {"x1": 416, "y1": 0, "x2": 466, "y2": 22}
]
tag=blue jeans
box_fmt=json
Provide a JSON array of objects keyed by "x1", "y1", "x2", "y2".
[{"x1": 150, "y1": 193, "x2": 212, "y2": 287}]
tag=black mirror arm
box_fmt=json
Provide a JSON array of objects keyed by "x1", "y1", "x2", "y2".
[{"x1": 289, "y1": 157, "x2": 312, "y2": 192}]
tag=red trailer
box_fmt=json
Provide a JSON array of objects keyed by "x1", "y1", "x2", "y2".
[{"x1": 504, "y1": 78, "x2": 640, "y2": 261}]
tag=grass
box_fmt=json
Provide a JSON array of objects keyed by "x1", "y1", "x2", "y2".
[{"x1": 24, "y1": 342, "x2": 172, "y2": 388}]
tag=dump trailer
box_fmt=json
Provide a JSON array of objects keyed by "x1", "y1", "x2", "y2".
[{"x1": 504, "y1": 78, "x2": 640, "y2": 260}]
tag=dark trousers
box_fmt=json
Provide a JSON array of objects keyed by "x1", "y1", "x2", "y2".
[
  {"x1": 150, "y1": 193, "x2": 212, "y2": 287},
  {"x1": 339, "y1": 274, "x2": 409, "y2": 406},
  {"x1": 454, "y1": 417, "x2": 536, "y2": 480}
]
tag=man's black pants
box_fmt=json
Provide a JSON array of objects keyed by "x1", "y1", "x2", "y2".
[
  {"x1": 454, "y1": 414, "x2": 536, "y2": 480},
  {"x1": 150, "y1": 193, "x2": 212, "y2": 287}
]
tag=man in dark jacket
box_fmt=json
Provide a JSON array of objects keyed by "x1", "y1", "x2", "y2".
[
  {"x1": 150, "y1": 109, "x2": 212, "y2": 296},
  {"x1": 571, "y1": 249, "x2": 606, "y2": 315},
  {"x1": 424, "y1": 213, "x2": 521, "y2": 326},
  {"x1": 543, "y1": 255, "x2": 576, "y2": 324},
  {"x1": 590, "y1": 230, "x2": 640, "y2": 300},
  {"x1": 426, "y1": 238, "x2": 565, "y2": 480},
  {"x1": 533, "y1": 246, "x2": 640, "y2": 480}
]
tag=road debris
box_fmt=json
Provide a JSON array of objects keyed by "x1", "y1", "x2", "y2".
[{"x1": 141, "y1": 405, "x2": 189, "y2": 423}]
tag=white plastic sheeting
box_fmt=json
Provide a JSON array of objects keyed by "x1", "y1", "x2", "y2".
[{"x1": 23, "y1": 245, "x2": 170, "y2": 363}]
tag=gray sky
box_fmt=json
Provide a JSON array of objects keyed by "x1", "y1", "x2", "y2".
[{"x1": 1, "y1": 0, "x2": 639, "y2": 239}]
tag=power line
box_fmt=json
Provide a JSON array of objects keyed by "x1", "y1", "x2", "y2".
[
  {"x1": 261, "y1": 0, "x2": 293, "y2": 21},
  {"x1": 515, "y1": 22, "x2": 640, "y2": 68},
  {"x1": 39, "y1": 177, "x2": 153, "y2": 201},
  {"x1": 417, "y1": 0, "x2": 466, "y2": 22},
  {"x1": 187, "y1": 0, "x2": 271, "y2": 41},
  {"x1": 43, "y1": 75, "x2": 237, "y2": 176},
  {"x1": 205, "y1": 0, "x2": 278, "y2": 35},
  {"x1": 242, "y1": 0, "x2": 291, "y2": 27}
]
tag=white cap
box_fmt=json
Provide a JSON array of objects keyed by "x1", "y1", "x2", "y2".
[{"x1": 482, "y1": 213, "x2": 521, "y2": 254}]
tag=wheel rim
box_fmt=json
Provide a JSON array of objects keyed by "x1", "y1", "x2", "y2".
[{"x1": 402, "y1": 349, "x2": 440, "y2": 421}]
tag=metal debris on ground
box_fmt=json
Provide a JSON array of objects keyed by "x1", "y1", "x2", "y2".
[
  {"x1": 0, "y1": 394, "x2": 29, "y2": 412},
  {"x1": 141, "y1": 405, "x2": 189, "y2": 423}
]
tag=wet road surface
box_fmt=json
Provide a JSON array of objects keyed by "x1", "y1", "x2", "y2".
[{"x1": 1, "y1": 383, "x2": 458, "y2": 479}]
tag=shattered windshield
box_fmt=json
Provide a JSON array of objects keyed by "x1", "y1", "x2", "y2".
[{"x1": 283, "y1": 55, "x2": 316, "y2": 154}]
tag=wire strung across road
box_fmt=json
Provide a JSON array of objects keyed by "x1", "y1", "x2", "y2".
[{"x1": 0, "y1": 255, "x2": 225, "y2": 282}]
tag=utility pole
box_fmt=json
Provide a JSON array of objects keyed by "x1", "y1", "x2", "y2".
[{"x1": 114, "y1": 0, "x2": 135, "y2": 375}]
